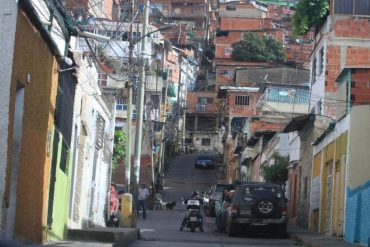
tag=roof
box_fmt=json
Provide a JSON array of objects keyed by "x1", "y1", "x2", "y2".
[
  {"x1": 259, "y1": 82, "x2": 310, "y2": 93},
  {"x1": 236, "y1": 67, "x2": 310, "y2": 85},
  {"x1": 220, "y1": 86, "x2": 260, "y2": 92},
  {"x1": 283, "y1": 114, "x2": 315, "y2": 133},
  {"x1": 312, "y1": 122, "x2": 336, "y2": 146},
  {"x1": 218, "y1": 86, "x2": 259, "y2": 98},
  {"x1": 246, "y1": 130, "x2": 276, "y2": 147}
]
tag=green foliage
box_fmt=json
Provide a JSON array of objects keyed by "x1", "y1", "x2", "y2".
[
  {"x1": 231, "y1": 32, "x2": 285, "y2": 63},
  {"x1": 261, "y1": 153, "x2": 289, "y2": 185},
  {"x1": 112, "y1": 130, "x2": 127, "y2": 171},
  {"x1": 292, "y1": 0, "x2": 329, "y2": 36}
]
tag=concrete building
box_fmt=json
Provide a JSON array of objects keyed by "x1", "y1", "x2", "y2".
[
  {"x1": 3, "y1": 0, "x2": 72, "y2": 242},
  {"x1": 0, "y1": 0, "x2": 18, "y2": 234},
  {"x1": 67, "y1": 45, "x2": 115, "y2": 230},
  {"x1": 335, "y1": 67, "x2": 370, "y2": 245}
]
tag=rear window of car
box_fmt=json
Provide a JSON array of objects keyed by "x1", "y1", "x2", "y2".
[{"x1": 242, "y1": 185, "x2": 282, "y2": 198}]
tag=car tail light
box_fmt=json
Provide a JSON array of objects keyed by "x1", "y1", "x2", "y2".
[
  {"x1": 282, "y1": 207, "x2": 288, "y2": 216},
  {"x1": 230, "y1": 204, "x2": 240, "y2": 214}
]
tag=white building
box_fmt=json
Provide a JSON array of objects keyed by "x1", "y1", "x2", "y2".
[{"x1": 68, "y1": 39, "x2": 115, "y2": 228}]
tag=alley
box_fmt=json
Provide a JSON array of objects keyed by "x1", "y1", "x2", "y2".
[{"x1": 131, "y1": 154, "x2": 302, "y2": 247}]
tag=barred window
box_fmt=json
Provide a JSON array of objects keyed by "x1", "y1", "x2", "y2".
[{"x1": 235, "y1": 95, "x2": 249, "y2": 106}]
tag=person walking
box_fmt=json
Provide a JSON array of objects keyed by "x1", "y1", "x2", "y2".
[{"x1": 137, "y1": 183, "x2": 150, "y2": 219}]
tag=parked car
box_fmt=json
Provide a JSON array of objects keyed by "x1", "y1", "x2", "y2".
[
  {"x1": 225, "y1": 182, "x2": 288, "y2": 237},
  {"x1": 203, "y1": 183, "x2": 235, "y2": 216},
  {"x1": 195, "y1": 155, "x2": 215, "y2": 169}
]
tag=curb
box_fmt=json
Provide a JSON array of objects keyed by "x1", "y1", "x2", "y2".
[{"x1": 67, "y1": 228, "x2": 140, "y2": 247}]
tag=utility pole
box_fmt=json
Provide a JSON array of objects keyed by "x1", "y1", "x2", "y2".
[
  {"x1": 159, "y1": 68, "x2": 168, "y2": 183},
  {"x1": 125, "y1": 0, "x2": 135, "y2": 192},
  {"x1": 182, "y1": 61, "x2": 189, "y2": 149},
  {"x1": 132, "y1": 0, "x2": 149, "y2": 201}
]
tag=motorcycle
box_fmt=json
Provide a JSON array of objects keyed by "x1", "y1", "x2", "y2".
[{"x1": 182, "y1": 198, "x2": 204, "y2": 232}]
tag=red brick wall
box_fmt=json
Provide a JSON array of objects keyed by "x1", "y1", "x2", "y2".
[
  {"x1": 326, "y1": 45, "x2": 342, "y2": 92},
  {"x1": 351, "y1": 69, "x2": 370, "y2": 105},
  {"x1": 220, "y1": 17, "x2": 273, "y2": 31},
  {"x1": 334, "y1": 19, "x2": 370, "y2": 38},
  {"x1": 250, "y1": 121, "x2": 285, "y2": 133},
  {"x1": 227, "y1": 91, "x2": 261, "y2": 117},
  {"x1": 186, "y1": 92, "x2": 219, "y2": 114}
]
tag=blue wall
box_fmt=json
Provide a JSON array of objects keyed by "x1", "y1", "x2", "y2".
[{"x1": 345, "y1": 181, "x2": 370, "y2": 246}]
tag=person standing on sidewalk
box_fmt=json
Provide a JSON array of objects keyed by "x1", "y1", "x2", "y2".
[{"x1": 137, "y1": 183, "x2": 150, "y2": 219}]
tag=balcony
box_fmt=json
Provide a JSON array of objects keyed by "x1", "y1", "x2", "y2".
[{"x1": 258, "y1": 88, "x2": 309, "y2": 119}]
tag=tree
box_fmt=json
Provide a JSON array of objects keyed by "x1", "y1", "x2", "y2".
[
  {"x1": 112, "y1": 130, "x2": 127, "y2": 171},
  {"x1": 292, "y1": 0, "x2": 329, "y2": 36},
  {"x1": 231, "y1": 32, "x2": 286, "y2": 63},
  {"x1": 261, "y1": 153, "x2": 289, "y2": 186}
]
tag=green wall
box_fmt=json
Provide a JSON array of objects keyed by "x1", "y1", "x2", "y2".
[{"x1": 47, "y1": 131, "x2": 72, "y2": 241}]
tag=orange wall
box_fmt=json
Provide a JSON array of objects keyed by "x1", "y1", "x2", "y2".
[{"x1": 6, "y1": 10, "x2": 58, "y2": 243}]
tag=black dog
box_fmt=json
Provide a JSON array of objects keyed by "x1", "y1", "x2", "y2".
[{"x1": 165, "y1": 201, "x2": 176, "y2": 210}]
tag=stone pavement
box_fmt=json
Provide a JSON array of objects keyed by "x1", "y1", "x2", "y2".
[{"x1": 288, "y1": 225, "x2": 363, "y2": 247}]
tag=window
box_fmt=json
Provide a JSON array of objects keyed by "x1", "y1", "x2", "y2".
[
  {"x1": 198, "y1": 97, "x2": 206, "y2": 104},
  {"x1": 318, "y1": 48, "x2": 324, "y2": 75},
  {"x1": 197, "y1": 104, "x2": 206, "y2": 112},
  {"x1": 198, "y1": 97, "x2": 213, "y2": 104},
  {"x1": 312, "y1": 57, "x2": 317, "y2": 82},
  {"x1": 201, "y1": 138, "x2": 211, "y2": 146},
  {"x1": 116, "y1": 98, "x2": 126, "y2": 111},
  {"x1": 98, "y1": 73, "x2": 107, "y2": 86},
  {"x1": 60, "y1": 140, "x2": 69, "y2": 173},
  {"x1": 224, "y1": 47, "x2": 233, "y2": 56},
  {"x1": 235, "y1": 95, "x2": 249, "y2": 106},
  {"x1": 220, "y1": 70, "x2": 233, "y2": 78},
  {"x1": 226, "y1": 5, "x2": 236, "y2": 11}
]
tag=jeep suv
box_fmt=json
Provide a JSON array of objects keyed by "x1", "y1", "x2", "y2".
[{"x1": 225, "y1": 182, "x2": 288, "y2": 237}]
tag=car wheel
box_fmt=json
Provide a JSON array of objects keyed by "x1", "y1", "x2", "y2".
[
  {"x1": 226, "y1": 218, "x2": 237, "y2": 237},
  {"x1": 252, "y1": 198, "x2": 276, "y2": 218},
  {"x1": 275, "y1": 223, "x2": 288, "y2": 238}
]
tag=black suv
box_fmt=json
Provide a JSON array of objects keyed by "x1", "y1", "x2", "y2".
[
  {"x1": 203, "y1": 183, "x2": 235, "y2": 216},
  {"x1": 225, "y1": 182, "x2": 288, "y2": 237}
]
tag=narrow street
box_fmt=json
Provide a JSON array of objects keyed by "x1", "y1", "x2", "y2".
[{"x1": 131, "y1": 154, "x2": 303, "y2": 247}]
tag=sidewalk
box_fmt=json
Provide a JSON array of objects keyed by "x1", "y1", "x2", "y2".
[
  {"x1": 288, "y1": 225, "x2": 362, "y2": 247},
  {"x1": 45, "y1": 227, "x2": 139, "y2": 247}
]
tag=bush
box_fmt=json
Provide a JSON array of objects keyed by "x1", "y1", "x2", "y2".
[
  {"x1": 261, "y1": 153, "x2": 288, "y2": 185},
  {"x1": 231, "y1": 32, "x2": 285, "y2": 63}
]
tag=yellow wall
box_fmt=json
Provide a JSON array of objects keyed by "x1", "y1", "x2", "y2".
[
  {"x1": 310, "y1": 152, "x2": 322, "y2": 232},
  {"x1": 313, "y1": 132, "x2": 347, "y2": 235},
  {"x1": 6, "y1": 10, "x2": 58, "y2": 243}
]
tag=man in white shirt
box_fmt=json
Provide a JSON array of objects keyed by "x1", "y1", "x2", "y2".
[{"x1": 137, "y1": 183, "x2": 150, "y2": 219}]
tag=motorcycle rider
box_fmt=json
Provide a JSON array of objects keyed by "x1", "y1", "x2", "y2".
[{"x1": 179, "y1": 191, "x2": 204, "y2": 231}]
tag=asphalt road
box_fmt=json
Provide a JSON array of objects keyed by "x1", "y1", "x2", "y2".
[{"x1": 130, "y1": 154, "x2": 303, "y2": 247}]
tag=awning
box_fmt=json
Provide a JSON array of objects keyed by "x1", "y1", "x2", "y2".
[{"x1": 283, "y1": 113, "x2": 315, "y2": 133}]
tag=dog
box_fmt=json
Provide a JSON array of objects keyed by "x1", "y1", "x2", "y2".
[{"x1": 165, "y1": 201, "x2": 176, "y2": 210}]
